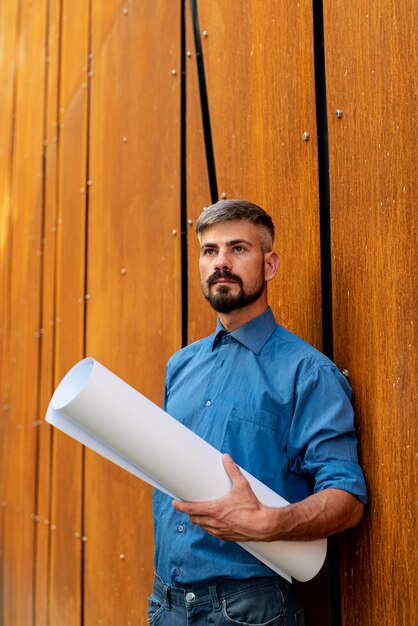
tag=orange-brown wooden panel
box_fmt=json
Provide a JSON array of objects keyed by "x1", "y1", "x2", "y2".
[
  {"x1": 34, "y1": 1, "x2": 61, "y2": 623},
  {"x1": 47, "y1": 1, "x2": 90, "y2": 624},
  {"x1": 0, "y1": 2, "x2": 20, "y2": 619},
  {"x1": 1, "y1": 1, "x2": 48, "y2": 624},
  {"x1": 185, "y1": 0, "x2": 214, "y2": 344},
  {"x1": 84, "y1": 1, "x2": 181, "y2": 623},
  {"x1": 191, "y1": 0, "x2": 322, "y2": 348},
  {"x1": 186, "y1": 2, "x2": 327, "y2": 624},
  {"x1": 324, "y1": 2, "x2": 418, "y2": 624}
]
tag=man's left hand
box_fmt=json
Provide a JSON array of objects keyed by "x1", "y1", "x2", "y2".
[{"x1": 172, "y1": 454, "x2": 272, "y2": 542}]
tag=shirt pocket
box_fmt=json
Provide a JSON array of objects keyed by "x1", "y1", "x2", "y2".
[{"x1": 222, "y1": 407, "x2": 287, "y2": 484}]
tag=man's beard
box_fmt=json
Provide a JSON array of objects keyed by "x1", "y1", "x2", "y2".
[{"x1": 203, "y1": 269, "x2": 265, "y2": 314}]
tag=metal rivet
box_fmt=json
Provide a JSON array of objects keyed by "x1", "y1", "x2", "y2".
[
  {"x1": 341, "y1": 368, "x2": 349, "y2": 377},
  {"x1": 120, "y1": 268, "x2": 127, "y2": 275},
  {"x1": 86, "y1": 179, "x2": 92, "y2": 186},
  {"x1": 81, "y1": 536, "x2": 88, "y2": 542},
  {"x1": 302, "y1": 132, "x2": 310, "y2": 141},
  {"x1": 75, "y1": 532, "x2": 81, "y2": 538},
  {"x1": 119, "y1": 553, "x2": 126, "y2": 560},
  {"x1": 85, "y1": 294, "x2": 90, "y2": 300},
  {"x1": 80, "y1": 187, "x2": 85, "y2": 193},
  {"x1": 172, "y1": 229, "x2": 177, "y2": 236},
  {"x1": 50, "y1": 524, "x2": 56, "y2": 530},
  {"x1": 171, "y1": 69, "x2": 177, "y2": 76},
  {"x1": 335, "y1": 109, "x2": 343, "y2": 119},
  {"x1": 221, "y1": 192, "x2": 227, "y2": 199},
  {"x1": 88, "y1": 53, "x2": 94, "y2": 60},
  {"x1": 202, "y1": 30, "x2": 208, "y2": 37},
  {"x1": 187, "y1": 219, "x2": 193, "y2": 225},
  {"x1": 122, "y1": 8, "x2": 128, "y2": 15},
  {"x1": 186, "y1": 51, "x2": 192, "y2": 57},
  {"x1": 122, "y1": 136, "x2": 128, "y2": 143},
  {"x1": 43, "y1": 519, "x2": 50, "y2": 526}
]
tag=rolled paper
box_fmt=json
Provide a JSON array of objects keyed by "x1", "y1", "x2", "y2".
[{"x1": 45, "y1": 358, "x2": 327, "y2": 582}]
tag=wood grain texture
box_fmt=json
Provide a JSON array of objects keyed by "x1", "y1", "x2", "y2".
[
  {"x1": 1, "y1": 1, "x2": 48, "y2": 623},
  {"x1": 0, "y1": 1, "x2": 20, "y2": 620},
  {"x1": 196, "y1": 0, "x2": 322, "y2": 349},
  {"x1": 34, "y1": 0, "x2": 62, "y2": 623},
  {"x1": 185, "y1": 0, "x2": 216, "y2": 344},
  {"x1": 48, "y1": 1, "x2": 90, "y2": 624},
  {"x1": 84, "y1": 1, "x2": 181, "y2": 623},
  {"x1": 324, "y1": 1, "x2": 418, "y2": 624},
  {"x1": 187, "y1": 3, "x2": 327, "y2": 624}
]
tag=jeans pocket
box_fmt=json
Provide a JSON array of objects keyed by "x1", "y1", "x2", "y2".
[
  {"x1": 293, "y1": 608, "x2": 305, "y2": 626},
  {"x1": 221, "y1": 585, "x2": 284, "y2": 625},
  {"x1": 147, "y1": 595, "x2": 164, "y2": 624}
]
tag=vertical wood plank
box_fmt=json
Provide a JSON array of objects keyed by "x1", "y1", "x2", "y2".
[
  {"x1": 185, "y1": 0, "x2": 215, "y2": 344},
  {"x1": 324, "y1": 1, "x2": 418, "y2": 624},
  {"x1": 2, "y1": 0, "x2": 48, "y2": 623},
  {"x1": 186, "y1": 2, "x2": 327, "y2": 623},
  {"x1": 188, "y1": 0, "x2": 322, "y2": 346},
  {"x1": 0, "y1": 1, "x2": 21, "y2": 620},
  {"x1": 84, "y1": 1, "x2": 181, "y2": 623},
  {"x1": 34, "y1": 0, "x2": 61, "y2": 623},
  {"x1": 48, "y1": 0, "x2": 90, "y2": 624}
]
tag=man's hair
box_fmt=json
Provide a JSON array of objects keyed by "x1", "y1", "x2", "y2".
[{"x1": 195, "y1": 199, "x2": 275, "y2": 252}]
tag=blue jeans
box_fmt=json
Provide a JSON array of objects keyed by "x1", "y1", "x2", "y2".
[{"x1": 148, "y1": 575, "x2": 305, "y2": 625}]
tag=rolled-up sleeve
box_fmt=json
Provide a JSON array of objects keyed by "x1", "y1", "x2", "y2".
[{"x1": 287, "y1": 365, "x2": 368, "y2": 505}]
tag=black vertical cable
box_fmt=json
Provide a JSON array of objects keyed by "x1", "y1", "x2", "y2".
[
  {"x1": 190, "y1": 0, "x2": 218, "y2": 203},
  {"x1": 313, "y1": 0, "x2": 334, "y2": 363},
  {"x1": 313, "y1": 3, "x2": 341, "y2": 626},
  {"x1": 180, "y1": 1, "x2": 188, "y2": 348}
]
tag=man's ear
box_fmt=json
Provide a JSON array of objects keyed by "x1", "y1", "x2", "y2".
[{"x1": 264, "y1": 251, "x2": 280, "y2": 282}]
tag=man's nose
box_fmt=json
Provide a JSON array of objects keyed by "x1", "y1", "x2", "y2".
[{"x1": 214, "y1": 249, "x2": 232, "y2": 271}]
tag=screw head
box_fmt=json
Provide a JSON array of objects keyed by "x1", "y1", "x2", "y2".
[
  {"x1": 335, "y1": 109, "x2": 343, "y2": 119},
  {"x1": 302, "y1": 132, "x2": 310, "y2": 141}
]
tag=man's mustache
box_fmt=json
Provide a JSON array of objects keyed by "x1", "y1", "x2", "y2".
[{"x1": 207, "y1": 271, "x2": 243, "y2": 288}]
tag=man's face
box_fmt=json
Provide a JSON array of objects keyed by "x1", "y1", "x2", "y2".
[{"x1": 199, "y1": 221, "x2": 267, "y2": 314}]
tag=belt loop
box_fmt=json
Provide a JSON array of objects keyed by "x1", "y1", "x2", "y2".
[
  {"x1": 209, "y1": 583, "x2": 221, "y2": 611},
  {"x1": 163, "y1": 583, "x2": 172, "y2": 611}
]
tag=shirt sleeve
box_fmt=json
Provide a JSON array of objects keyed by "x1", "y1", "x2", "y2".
[{"x1": 287, "y1": 364, "x2": 368, "y2": 505}]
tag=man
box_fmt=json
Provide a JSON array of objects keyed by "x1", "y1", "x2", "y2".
[{"x1": 149, "y1": 200, "x2": 367, "y2": 625}]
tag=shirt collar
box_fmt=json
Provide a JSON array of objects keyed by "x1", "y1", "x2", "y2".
[{"x1": 211, "y1": 308, "x2": 277, "y2": 354}]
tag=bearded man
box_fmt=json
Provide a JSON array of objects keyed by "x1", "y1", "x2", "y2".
[{"x1": 148, "y1": 200, "x2": 367, "y2": 626}]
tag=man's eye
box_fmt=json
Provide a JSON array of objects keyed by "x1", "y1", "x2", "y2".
[
  {"x1": 203, "y1": 248, "x2": 216, "y2": 256},
  {"x1": 233, "y1": 246, "x2": 245, "y2": 253}
]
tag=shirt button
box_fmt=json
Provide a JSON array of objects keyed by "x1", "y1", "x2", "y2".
[
  {"x1": 178, "y1": 525, "x2": 184, "y2": 533},
  {"x1": 185, "y1": 592, "x2": 196, "y2": 604},
  {"x1": 205, "y1": 400, "x2": 211, "y2": 407},
  {"x1": 175, "y1": 568, "x2": 180, "y2": 575}
]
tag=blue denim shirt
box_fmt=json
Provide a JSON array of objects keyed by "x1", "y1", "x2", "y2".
[{"x1": 152, "y1": 308, "x2": 367, "y2": 586}]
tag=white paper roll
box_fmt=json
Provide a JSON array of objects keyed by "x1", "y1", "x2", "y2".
[{"x1": 45, "y1": 358, "x2": 327, "y2": 582}]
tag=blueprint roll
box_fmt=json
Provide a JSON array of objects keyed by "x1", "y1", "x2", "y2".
[{"x1": 45, "y1": 357, "x2": 327, "y2": 582}]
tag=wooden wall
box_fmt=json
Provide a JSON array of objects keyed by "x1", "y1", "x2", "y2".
[{"x1": 0, "y1": 1, "x2": 416, "y2": 625}]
